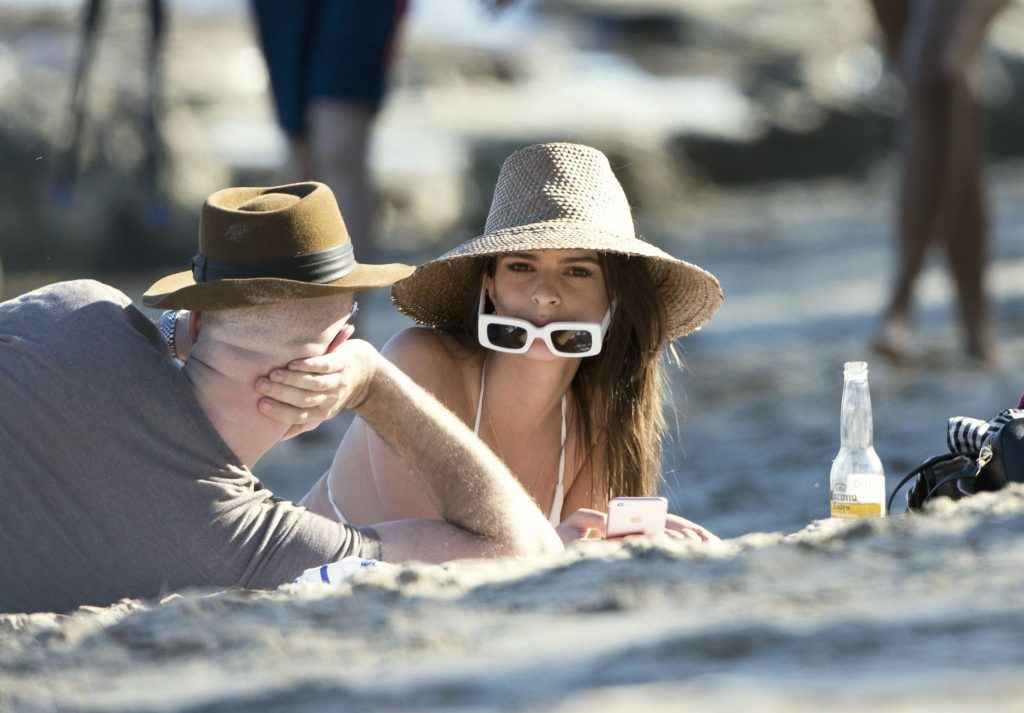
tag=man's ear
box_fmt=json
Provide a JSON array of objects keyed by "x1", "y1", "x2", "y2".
[{"x1": 171, "y1": 310, "x2": 202, "y2": 362}]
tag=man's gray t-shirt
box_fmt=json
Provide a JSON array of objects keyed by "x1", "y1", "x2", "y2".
[{"x1": 0, "y1": 280, "x2": 377, "y2": 613}]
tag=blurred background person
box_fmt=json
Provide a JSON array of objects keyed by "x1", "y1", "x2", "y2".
[
  {"x1": 868, "y1": 0, "x2": 1011, "y2": 368},
  {"x1": 249, "y1": 0, "x2": 409, "y2": 257}
]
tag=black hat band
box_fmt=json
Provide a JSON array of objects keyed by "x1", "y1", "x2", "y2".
[{"x1": 192, "y1": 243, "x2": 355, "y2": 284}]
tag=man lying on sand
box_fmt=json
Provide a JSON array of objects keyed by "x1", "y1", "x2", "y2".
[{"x1": 0, "y1": 182, "x2": 563, "y2": 614}]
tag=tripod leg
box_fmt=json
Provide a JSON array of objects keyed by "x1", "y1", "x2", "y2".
[
  {"x1": 53, "y1": 0, "x2": 104, "y2": 204},
  {"x1": 142, "y1": 0, "x2": 168, "y2": 226}
]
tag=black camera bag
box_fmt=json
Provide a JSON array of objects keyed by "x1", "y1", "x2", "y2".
[{"x1": 888, "y1": 416, "x2": 1024, "y2": 513}]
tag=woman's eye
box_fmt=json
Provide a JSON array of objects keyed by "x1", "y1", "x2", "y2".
[
  {"x1": 566, "y1": 267, "x2": 593, "y2": 278},
  {"x1": 506, "y1": 262, "x2": 533, "y2": 272}
]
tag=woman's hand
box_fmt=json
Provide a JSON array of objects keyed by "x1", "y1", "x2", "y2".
[
  {"x1": 663, "y1": 513, "x2": 719, "y2": 544},
  {"x1": 256, "y1": 332, "x2": 380, "y2": 439},
  {"x1": 558, "y1": 509, "x2": 718, "y2": 545},
  {"x1": 556, "y1": 508, "x2": 608, "y2": 544}
]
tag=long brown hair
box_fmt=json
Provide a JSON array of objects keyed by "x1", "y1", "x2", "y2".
[{"x1": 452, "y1": 253, "x2": 672, "y2": 504}]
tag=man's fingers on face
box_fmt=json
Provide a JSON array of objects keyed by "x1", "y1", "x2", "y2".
[
  {"x1": 269, "y1": 369, "x2": 340, "y2": 392},
  {"x1": 259, "y1": 398, "x2": 311, "y2": 425},
  {"x1": 289, "y1": 355, "x2": 342, "y2": 375},
  {"x1": 257, "y1": 379, "x2": 331, "y2": 408}
]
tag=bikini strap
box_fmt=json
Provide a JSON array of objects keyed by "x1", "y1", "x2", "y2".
[
  {"x1": 473, "y1": 358, "x2": 486, "y2": 435},
  {"x1": 550, "y1": 393, "x2": 567, "y2": 527},
  {"x1": 325, "y1": 471, "x2": 349, "y2": 524}
]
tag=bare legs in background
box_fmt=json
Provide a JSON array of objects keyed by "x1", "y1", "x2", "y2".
[
  {"x1": 250, "y1": 0, "x2": 408, "y2": 257},
  {"x1": 869, "y1": 0, "x2": 1009, "y2": 367},
  {"x1": 288, "y1": 100, "x2": 376, "y2": 252}
]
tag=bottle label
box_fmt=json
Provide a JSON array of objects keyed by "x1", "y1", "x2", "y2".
[{"x1": 830, "y1": 473, "x2": 885, "y2": 518}]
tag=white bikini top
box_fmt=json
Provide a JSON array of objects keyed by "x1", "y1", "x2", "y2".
[{"x1": 473, "y1": 360, "x2": 567, "y2": 527}]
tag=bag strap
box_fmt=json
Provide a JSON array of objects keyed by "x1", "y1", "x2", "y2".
[
  {"x1": 886, "y1": 453, "x2": 958, "y2": 514},
  {"x1": 923, "y1": 445, "x2": 993, "y2": 502},
  {"x1": 925, "y1": 471, "x2": 975, "y2": 503},
  {"x1": 887, "y1": 446, "x2": 993, "y2": 514}
]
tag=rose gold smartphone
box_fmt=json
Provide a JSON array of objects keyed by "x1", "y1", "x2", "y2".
[{"x1": 606, "y1": 496, "x2": 668, "y2": 538}]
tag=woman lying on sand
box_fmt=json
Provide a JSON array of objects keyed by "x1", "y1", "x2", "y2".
[
  {"x1": 299, "y1": 143, "x2": 723, "y2": 542},
  {"x1": 169, "y1": 143, "x2": 724, "y2": 544}
]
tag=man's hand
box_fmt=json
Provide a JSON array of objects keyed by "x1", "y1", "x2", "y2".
[
  {"x1": 556, "y1": 508, "x2": 607, "y2": 544},
  {"x1": 256, "y1": 337, "x2": 379, "y2": 439}
]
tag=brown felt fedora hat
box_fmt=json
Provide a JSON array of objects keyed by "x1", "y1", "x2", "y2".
[
  {"x1": 392, "y1": 142, "x2": 723, "y2": 340},
  {"x1": 143, "y1": 181, "x2": 414, "y2": 311}
]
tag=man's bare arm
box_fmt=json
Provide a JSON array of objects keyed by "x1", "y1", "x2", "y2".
[
  {"x1": 352, "y1": 348, "x2": 562, "y2": 560},
  {"x1": 300, "y1": 474, "x2": 501, "y2": 562},
  {"x1": 279, "y1": 339, "x2": 562, "y2": 561}
]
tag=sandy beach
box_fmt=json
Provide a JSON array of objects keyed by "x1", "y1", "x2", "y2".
[{"x1": 4, "y1": 488, "x2": 1024, "y2": 712}]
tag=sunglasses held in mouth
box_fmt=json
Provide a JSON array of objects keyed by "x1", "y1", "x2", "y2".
[{"x1": 477, "y1": 286, "x2": 612, "y2": 357}]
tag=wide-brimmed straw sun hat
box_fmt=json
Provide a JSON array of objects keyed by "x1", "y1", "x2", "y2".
[
  {"x1": 144, "y1": 181, "x2": 414, "y2": 311},
  {"x1": 391, "y1": 142, "x2": 723, "y2": 340}
]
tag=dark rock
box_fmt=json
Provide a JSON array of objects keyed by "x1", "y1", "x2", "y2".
[
  {"x1": 673, "y1": 106, "x2": 895, "y2": 185},
  {"x1": 578, "y1": 10, "x2": 694, "y2": 49}
]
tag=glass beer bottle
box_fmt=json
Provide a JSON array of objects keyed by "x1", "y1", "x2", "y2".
[{"x1": 828, "y1": 361, "x2": 886, "y2": 518}]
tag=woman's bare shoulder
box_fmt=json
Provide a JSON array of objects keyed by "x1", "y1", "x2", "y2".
[
  {"x1": 381, "y1": 327, "x2": 480, "y2": 410},
  {"x1": 381, "y1": 327, "x2": 471, "y2": 366}
]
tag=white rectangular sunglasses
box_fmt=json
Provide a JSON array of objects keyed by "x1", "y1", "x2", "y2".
[{"x1": 477, "y1": 286, "x2": 612, "y2": 358}]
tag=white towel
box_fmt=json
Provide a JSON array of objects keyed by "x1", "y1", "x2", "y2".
[{"x1": 293, "y1": 556, "x2": 389, "y2": 585}]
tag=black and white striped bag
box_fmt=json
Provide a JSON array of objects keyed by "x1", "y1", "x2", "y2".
[
  {"x1": 888, "y1": 408, "x2": 1024, "y2": 512},
  {"x1": 946, "y1": 408, "x2": 1024, "y2": 456}
]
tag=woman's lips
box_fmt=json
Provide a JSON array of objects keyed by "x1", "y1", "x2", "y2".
[{"x1": 527, "y1": 314, "x2": 559, "y2": 327}]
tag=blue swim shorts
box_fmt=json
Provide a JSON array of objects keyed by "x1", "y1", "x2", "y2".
[{"x1": 251, "y1": 0, "x2": 409, "y2": 137}]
